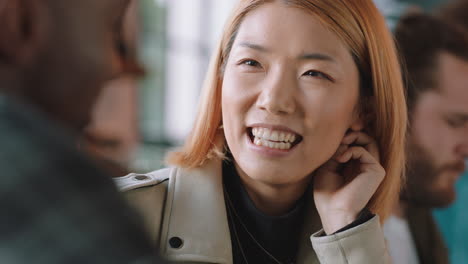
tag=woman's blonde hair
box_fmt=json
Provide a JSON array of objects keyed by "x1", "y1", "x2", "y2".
[{"x1": 167, "y1": 0, "x2": 407, "y2": 221}]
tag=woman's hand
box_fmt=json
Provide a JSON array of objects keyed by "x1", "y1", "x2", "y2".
[{"x1": 313, "y1": 130, "x2": 385, "y2": 235}]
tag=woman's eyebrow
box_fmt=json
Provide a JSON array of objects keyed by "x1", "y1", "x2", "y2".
[
  {"x1": 447, "y1": 112, "x2": 468, "y2": 122},
  {"x1": 237, "y1": 41, "x2": 336, "y2": 63},
  {"x1": 298, "y1": 53, "x2": 336, "y2": 63},
  {"x1": 237, "y1": 42, "x2": 270, "y2": 53}
]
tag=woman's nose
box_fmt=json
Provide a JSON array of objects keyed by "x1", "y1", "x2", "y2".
[{"x1": 255, "y1": 71, "x2": 296, "y2": 115}]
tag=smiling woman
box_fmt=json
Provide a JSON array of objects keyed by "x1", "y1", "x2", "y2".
[{"x1": 115, "y1": 0, "x2": 407, "y2": 263}]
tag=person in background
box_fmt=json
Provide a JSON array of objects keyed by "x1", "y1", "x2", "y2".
[
  {"x1": 0, "y1": 0, "x2": 167, "y2": 263},
  {"x1": 431, "y1": 0, "x2": 468, "y2": 262},
  {"x1": 383, "y1": 12, "x2": 468, "y2": 264},
  {"x1": 116, "y1": 0, "x2": 407, "y2": 263},
  {"x1": 437, "y1": 0, "x2": 468, "y2": 30}
]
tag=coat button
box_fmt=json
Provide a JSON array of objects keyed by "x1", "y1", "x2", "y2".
[
  {"x1": 169, "y1": 237, "x2": 183, "y2": 249},
  {"x1": 133, "y1": 174, "x2": 149, "y2": 181}
]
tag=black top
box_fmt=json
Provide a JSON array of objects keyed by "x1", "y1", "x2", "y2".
[
  {"x1": 223, "y1": 159, "x2": 306, "y2": 264},
  {"x1": 222, "y1": 157, "x2": 375, "y2": 264}
]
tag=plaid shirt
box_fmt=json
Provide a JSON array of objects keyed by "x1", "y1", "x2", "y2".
[{"x1": 0, "y1": 96, "x2": 167, "y2": 264}]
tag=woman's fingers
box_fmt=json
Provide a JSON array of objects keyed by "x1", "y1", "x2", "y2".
[
  {"x1": 332, "y1": 144, "x2": 349, "y2": 159},
  {"x1": 337, "y1": 145, "x2": 386, "y2": 181},
  {"x1": 341, "y1": 131, "x2": 380, "y2": 161}
]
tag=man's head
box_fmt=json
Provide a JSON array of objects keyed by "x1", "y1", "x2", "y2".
[
  {"x1": 395, "y1": 13, "x2": 468, "y2": 208},
  {"x1": 437, "y1": 0, "x2": 468, "y2": 33},
  {"x1": 0, "y1": 0, "x2": 141, "y2": 131}
]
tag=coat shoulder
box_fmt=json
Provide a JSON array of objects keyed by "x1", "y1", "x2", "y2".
[
  {"x1": 114, "y1": 168, "x2": 172, "y2": 192},
  {"x1": 113, "y1": 168, "x2": 174, "y2": 245}
]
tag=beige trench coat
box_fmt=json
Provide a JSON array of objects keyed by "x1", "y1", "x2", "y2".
[{"x1": 115, "y1": 159, "x2": 391, "y2": 264}]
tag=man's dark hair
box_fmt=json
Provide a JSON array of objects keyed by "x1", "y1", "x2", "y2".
[
  {"x1": 437, "y1": 0, "x2": 468, "y2": 33},
  {"x1": 394, "y1": 12, "x2": 468, "y2": 112}
]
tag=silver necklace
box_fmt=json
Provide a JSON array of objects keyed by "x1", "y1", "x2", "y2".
[{"x1": 224, "y1": 188, "x2": 285, "y2": 264}]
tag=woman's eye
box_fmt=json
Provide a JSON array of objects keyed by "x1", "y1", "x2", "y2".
[
  {"x1": 241, "y1": 59, "x2": 261, "y2": 67},
  {"x1": 303, "y1": 70, "x2": 332, "y2": 81},
  {"x1": 446, "y1": 118, "x2": 465, "y2": 128}
]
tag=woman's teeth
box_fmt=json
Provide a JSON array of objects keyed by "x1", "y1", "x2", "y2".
[
  {"x1": 254, "y1": 138, "x2": 292, "y2": 150},
  {"x1": 251, "y1": 127, "x2": 296, "y2": 150}
]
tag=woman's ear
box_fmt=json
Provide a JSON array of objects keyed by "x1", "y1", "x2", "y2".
[
  {"x1": 0, "y1": 0, "x2": 48, "y2": 66},
  {"x1": 350, "y1": 116, "x2": 365, "y2": 132},
  {"x1": 350, "y1": 97, "x2": 374, "y2": 132}
]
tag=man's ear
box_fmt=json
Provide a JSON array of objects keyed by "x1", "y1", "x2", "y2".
[{"x1": 0, "y1": 0, "x2": 48, "y2": 66}]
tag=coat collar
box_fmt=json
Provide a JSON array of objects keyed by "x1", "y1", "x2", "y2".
[{"x1": 163, "y1": 159, "x2": 322, "y2": 263}]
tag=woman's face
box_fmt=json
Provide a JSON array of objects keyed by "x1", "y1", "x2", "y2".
[{"x1": 222, "y1": 2, "x2": 362, "y2": 186}]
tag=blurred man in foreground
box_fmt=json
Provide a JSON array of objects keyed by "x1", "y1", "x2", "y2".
[
  {"x1": 383, "y1": 12, "x2": 468, "y2": 264},
  {"x1": 0, "y1": 0, "x2": 166, "y2": 263}
]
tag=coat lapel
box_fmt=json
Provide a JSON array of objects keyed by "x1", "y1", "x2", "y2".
[{"x1": 161, "y1": 159, "x2": 233, "y2": 263}]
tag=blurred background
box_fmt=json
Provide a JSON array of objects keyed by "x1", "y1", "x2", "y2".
[
  {"x1": 85, "y1": 1, "x2": 466, "y2": 262},
  {"x1": 84, "y1": 0, "x2": 239, "y2": 174}
]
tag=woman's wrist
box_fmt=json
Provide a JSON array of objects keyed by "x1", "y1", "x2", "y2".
[
  {"x1": 320, "y1": 208, "x2": 375, "y2": 235},
  {"x1": 320, "y1": 211, "x2": 358, "y2": 235}
]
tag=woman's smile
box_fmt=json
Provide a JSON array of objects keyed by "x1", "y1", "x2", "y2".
[{"x1": 245, "y1": 124, "x2": 303, "y2": 155}]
